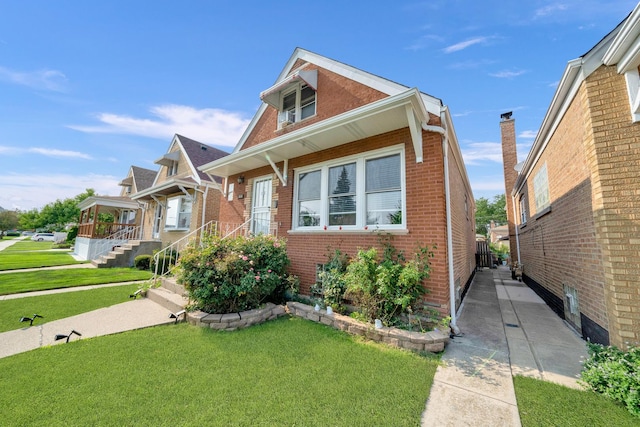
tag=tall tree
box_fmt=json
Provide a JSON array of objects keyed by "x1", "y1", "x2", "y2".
[
  {"x1": 17, "y1": 188, "x2": 97, "y2": 231},
  {"x1": 0, "y1": 210, "x2": 19, "y2": 237},
  {"x1": 475, "y1": 194, "x2": 507, "y2": 236}
]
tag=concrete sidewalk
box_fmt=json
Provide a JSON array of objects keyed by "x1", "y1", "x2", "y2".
[
  {"x1": 0, "y1": 298, "x2": 175, "y2": 359},
  {"x1": 421, "y1": 266, "x2": 588, "y2": 426}
]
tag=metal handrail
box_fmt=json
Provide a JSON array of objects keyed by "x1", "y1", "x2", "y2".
[
  {"x1": 92, "y1": 225, "x2": 142, "y2": 261},
  {"x1": 152, "y1": 218, "x2": 279, "y2": 280}
]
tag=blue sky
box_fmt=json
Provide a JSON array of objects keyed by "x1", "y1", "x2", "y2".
[{"x1": 1, "y1": 1, "x2": 637, "y2": 211}]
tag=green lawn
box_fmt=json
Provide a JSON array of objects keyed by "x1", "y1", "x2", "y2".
[
  {"x1": 0, "y1": 317, "x2": 438, "y2": 426},
  {"x1": 0, "y1": 251, "x2": 85, "y2": 270},
  {"x1": 514, "y1": 375, "x2": 638, "y2": 426},
  {"x1": 1, "y1": 240, "x2": 55, "y2": 252},
  {"x1": 0, "y1": 268, "x2": 152, "y2": 295},
  {"x1": 0, "y1": 283, "x2": 139, "y2": 332}
]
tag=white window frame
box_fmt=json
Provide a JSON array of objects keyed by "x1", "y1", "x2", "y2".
[
  {"x1": 279, "y1": 83, "x2": 316, "y2": 128},
  {"x1": 164, "y1": 195, "x2": 192, "y2": 231},
  {"x1": 167, "y1": 160, "x2": 178, "y2": 177},
  {"x1": 519, "y1": 195, "x2": 527, "y2": 225},
  {"x1": 292, "y1": 145, "x2": 406, "y2": 232},
  {"x1": 533, "y1": 162, "x2": 550, "y2": 212}
]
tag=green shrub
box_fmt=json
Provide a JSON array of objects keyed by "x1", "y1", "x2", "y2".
[
  {"x1": 53, "y1": 242, "x2": 72, "y2": 249},
  {"x1": 344, "y1": 237, "x2": 434, "y2": 325},
  {"x1": 581, "y1": 342, "x2": 640, "y2": 418},
  {"x1": 174, "y1": 234, "x2": 290, "y2": 314},
  {"x1": 150, "y1": 253, "x2": 176, "y2": 275},
  {"x1": 313, "y1": 249, "x2": 349, "y2": 312},
  {"x1": 134, "y1": 254, "x2": 152, "y2": 271},
  {"x1": 5, "y1": 231, "x2": 20, "y2": 237},
  {"x1": 66, "y1": 226, "x2": 78, "y2": 242}
]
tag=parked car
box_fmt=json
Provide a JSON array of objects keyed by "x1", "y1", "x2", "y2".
[
  {"x1": 21, "y1": 231, "x2": 35, "y2": 236},
  {"x1": 31, "y1": 233, "x2": 55, "y2": 242}
]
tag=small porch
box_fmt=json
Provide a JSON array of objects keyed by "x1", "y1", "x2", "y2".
[{"x1": 74, "y1": 196, "x2": 146, "y2": 262}]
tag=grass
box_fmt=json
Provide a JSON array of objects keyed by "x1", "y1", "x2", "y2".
[
  {"x1": 0, "y1": 251, "x2": 85, "y2": 270},
  {"x1": 0, "y1": 268, "x2": 152, "y2": 295},
  {"x1": 514, "y1": 375, "x2": 638, "y2": 426},
  {"x1": 0, "y1": 283, "x2": 139, "y2": 333},
  {"x1": 0, "y1": 317, "x2": 438, "y2": 426},
  {"x1": 1, "y1": 240, "x2": 55, "y2": 252}
]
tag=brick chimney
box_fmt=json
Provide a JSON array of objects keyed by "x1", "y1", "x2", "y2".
[{"x1": 500, "y1": 112, "x2": 519, "y2": 264}]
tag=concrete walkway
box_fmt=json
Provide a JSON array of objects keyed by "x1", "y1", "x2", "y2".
[
  {"x1": 421, "y1": 266, "x2": 588, "y2": 426},
  {"x1": 0, "y1": 298, "x2": 175, "y2": 359}
]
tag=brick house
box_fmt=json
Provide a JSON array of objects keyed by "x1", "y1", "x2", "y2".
[
  {"x1": 75, "y1": 134, "x2": 228, "y2": 266},
  {"x1": 501, "y1": 4, "x2": 640, "y2": 347},
  {"x1": 199, "y1": 48, "x2": 476, "y2": 327}
]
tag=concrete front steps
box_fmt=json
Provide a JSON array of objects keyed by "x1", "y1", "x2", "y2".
[
  {"x1": 92, "y1": 240, "x2": 161, "y2": 268},
  {"x1": 146, "y1": 277, "x2": 189, "y2": 315}
]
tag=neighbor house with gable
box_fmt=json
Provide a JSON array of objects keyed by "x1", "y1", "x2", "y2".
[
  {"x1": 198, "y1": 48, "x2": 476, "y2": 325},
  {"x1": 501, "y1": 4, "x2": 640, "y2": 348},
  {"x1": 74, "y1": 134, "x2": 228, "y2": 267}
]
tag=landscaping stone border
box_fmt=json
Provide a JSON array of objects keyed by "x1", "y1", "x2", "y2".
[
  {"x1": 187, "y1": 303, "x2": 287, "y2": 331},
  {"x1": 286, "y1": 301, "x2": 449, "y2": 353}
]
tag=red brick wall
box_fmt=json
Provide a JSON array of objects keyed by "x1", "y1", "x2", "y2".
[
  {"x1": 218, "y1": 126, "x2": 477, "y2": 314},
  {"x1": 240, "y1": 62, "x2": 388, "y2": 150}
]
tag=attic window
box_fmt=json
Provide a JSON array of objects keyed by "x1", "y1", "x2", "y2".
[
  {"x1": 278, "y1": 84, "x2": 316, "y2": 127},
  {"x1": 623, "y1": 67, "x2": 640, "y2": 122}
]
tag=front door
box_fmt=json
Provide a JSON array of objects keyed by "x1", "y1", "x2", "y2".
[
  {"x1": 152, "y1": 203, "x2": 163, "y2": 239},
  {"x1": 251, "y1": 178, "x2": 272, "y2": 235}
]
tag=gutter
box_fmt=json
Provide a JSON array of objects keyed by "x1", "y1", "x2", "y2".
[{"x1": 422, "y1": 116, "x2": 461, "y2": 336}]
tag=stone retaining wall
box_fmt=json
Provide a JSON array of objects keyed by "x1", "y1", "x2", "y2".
[
  {"x1": 286, "y1": 301, "x2": 449, "y2": 353},
  {"x1": 187, "y1": 303, "x2": 287, "y2": 331}
]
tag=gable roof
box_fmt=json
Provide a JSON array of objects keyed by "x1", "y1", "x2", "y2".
[
  {"x1": 132, "y1": 135, "x2": 228, "y2": 201},
  {"x1": 513, "y1": 6, "x2": 635, "y2": 195},
  {"x1": 231, "y1": 47, "x2": 443, "y2": 155},
  {"x1": 130, "y1": 166, "x2": 156, "y2": 192}
]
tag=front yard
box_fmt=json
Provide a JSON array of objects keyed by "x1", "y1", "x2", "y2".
[{"x1": 0, "y1": 318, "x2": 438, "y2": 426}]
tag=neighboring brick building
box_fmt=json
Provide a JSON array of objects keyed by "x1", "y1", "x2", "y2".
[
  {"x1": 502, "y1": 5, "x2": 640, "y2": 347},
  {"x1": 199, "y1": 48, "x2": 476, "y2": 328}
]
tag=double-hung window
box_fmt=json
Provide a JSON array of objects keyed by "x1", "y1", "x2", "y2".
[
  {"x1": 167, "y1": 160, "x2": 178, "y2": 177},
  {"x1": 294, "y1": 147, "x2": 404, "y2": 230},
  {"x1": 533, "y1": 162, "x2": 550, "y2": 212},
  {"x1": 280, "y1": 84, "x2": 316, "y2": 126},
  {"x1": 165, "y1": 195, "x2": 192, "y2": 230}
]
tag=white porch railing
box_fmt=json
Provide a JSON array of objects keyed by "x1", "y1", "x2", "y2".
[
  {"x1": 152, "y1": 218, "x2": 278, "y2": 280},
  {"x1": 92, "y1": 225, "x2": 142, "y2": 261}
]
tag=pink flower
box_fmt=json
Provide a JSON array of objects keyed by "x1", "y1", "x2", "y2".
[
  {"x1": 242, "y1": 256, "x2": 248, "y2": 261},
  {"x1": 268, "y1": 269, "x2": 272, "y2": 273},
  {"x1": 273, "y1": 242, "x2": 281, "y2": 248},
  {"x1": 255, "y1": 275, "x2": 260, "y2": 281}
]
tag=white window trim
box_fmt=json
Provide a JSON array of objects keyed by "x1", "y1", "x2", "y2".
[
  {"x1": 519, "y1": 196, "x2": 527, "y2": 225},
  {"x1": 164, "y1": 195, "x2": 192, "y2": 231},
  {"x1": 624, "y1": 69, "x2": 640, "y2": 123},
  {"x1": 279, "y1": 83, "x2": 316, "y2": 128},
  {"x1": 291, "y1": 145, "x2": 406, "y2": 233}
]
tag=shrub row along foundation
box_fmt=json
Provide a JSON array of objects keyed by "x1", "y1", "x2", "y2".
[
  {"x1": 187, "y1": 303, "x2": 287, "y2": 331},
  {"x1": 286, "y1": 302, "x2": 449, "y2": 353}
]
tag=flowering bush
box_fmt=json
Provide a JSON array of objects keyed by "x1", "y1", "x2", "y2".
[
  {"x1": 581, "y1": 342, "x2": 640, "y2": 418},
  {"x1": 174, "y1": 234, "x2": 290, "y2": 314}
]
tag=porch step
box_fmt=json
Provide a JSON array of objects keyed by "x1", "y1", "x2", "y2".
[
  {"x1": 146, "y1": 279, "x2": 189, "y2": 313},
  {"x1": 92, "y1": 240, "x2": 160, "y2": 269}
]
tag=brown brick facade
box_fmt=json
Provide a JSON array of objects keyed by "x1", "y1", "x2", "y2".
[{"x1": 511, "y1": 65, "x2": 640, "y2": 347}]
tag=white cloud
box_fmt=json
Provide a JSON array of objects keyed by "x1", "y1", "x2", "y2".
[
  {"x1": 472, "y1": 180, "x2": 508, "y2": 192},
  {"x1": 28, "y1": 147, "x2": 93, "y2": 160},
  {"x1": 519, "y1": 130, "x2": 538, "y2": 139},
  {"x1": 0, "y1": 173, "x2": 120, "y2": 211},
  {"x1": 69, "y1": 104, "x2": 250, "y2": 148},
  {"x1": 443, "y1": 37, "x2": 489, "y2": 53},
  {"x1": 534, "y1": 4, "x2": 569, "y2": 18},
  {"x1": 461, "y1": 142, "x2": 504, "y2": 165},
  {"x1": 489, "y1": 70, "x2": 527, "y2": 78},
  {"x1": 0, "y1": 66, "x2": 67, "y2": 92}
]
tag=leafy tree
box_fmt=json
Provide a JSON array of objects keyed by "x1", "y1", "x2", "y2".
[
  {"x1": 0, "y1": 210, "x2": 19, "y2": 237},
  {"x1": 17, "y1": 189, "x2": 97, "y2": 232},
  {"x1": 475, "y1": 194, "x2": 507, "y2": 236}
]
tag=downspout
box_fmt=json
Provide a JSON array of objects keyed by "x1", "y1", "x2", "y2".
[
  {"x1": 422, "y1": 118, "x2": 461, "y2": 336},
  {"x1": 511, "y1": 194, "x2": 521, "y2": 264}
]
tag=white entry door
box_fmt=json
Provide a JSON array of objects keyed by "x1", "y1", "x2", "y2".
[
  {"x1": 152, "y1": 203, "x2": 163, "y2": 239},
  {"x1": 251, "y1": 178, "x2": 272, "y2": 235}
]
